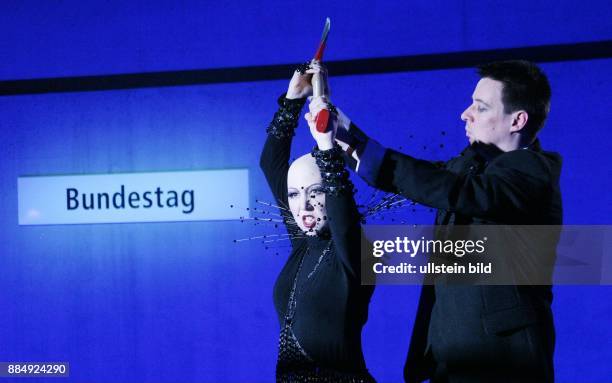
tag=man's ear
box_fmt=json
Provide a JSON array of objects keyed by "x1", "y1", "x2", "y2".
[{"x1": 510, "y1": 110, "x2": 528, "y2": 133}]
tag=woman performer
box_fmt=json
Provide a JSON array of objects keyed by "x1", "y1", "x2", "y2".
[{"x1": 260, "y1": 61, "x2": 376, "y2": 382}]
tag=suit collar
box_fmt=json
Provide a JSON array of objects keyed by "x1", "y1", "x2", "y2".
[{"x1": 465, "y1": 139, "x2": 542, "y2": 163}]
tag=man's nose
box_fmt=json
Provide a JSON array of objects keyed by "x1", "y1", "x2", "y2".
[{"x1": 461, "y1": 106, "x2": 472, "y2": 122}]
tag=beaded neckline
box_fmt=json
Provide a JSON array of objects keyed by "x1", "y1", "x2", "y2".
[{"x1": 284, "y1": 240, "x2": 332, "y2": 326}]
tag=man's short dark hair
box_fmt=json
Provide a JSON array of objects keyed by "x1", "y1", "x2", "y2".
[{"x1": 477, "y1": 60, "x2": 551, "y2": 140}]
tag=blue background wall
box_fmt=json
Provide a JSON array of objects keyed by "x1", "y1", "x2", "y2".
[{"x1": 1, "y1": 1, "x2": 611, "y2": 382}]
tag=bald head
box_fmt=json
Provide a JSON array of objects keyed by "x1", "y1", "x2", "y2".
[{"x1": 288, "y1": 153, "x2": 321, "y2": 188}]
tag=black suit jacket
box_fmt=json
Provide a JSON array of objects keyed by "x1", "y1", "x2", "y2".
[{"x1": 347, "y1": 131, "x2": 562, "y2": 382}]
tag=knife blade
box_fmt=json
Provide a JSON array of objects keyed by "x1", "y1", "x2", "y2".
[{"x1": 314, "y1": 17, "x2": 331, "y2": 61}]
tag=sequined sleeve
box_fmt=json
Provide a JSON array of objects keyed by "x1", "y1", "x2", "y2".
[
  {"x1": 312, "y1": 144, "x2": 362, "y2": 279},
  {"x1": 260, "y1": 94, "x2": 307, "y2": 240}
]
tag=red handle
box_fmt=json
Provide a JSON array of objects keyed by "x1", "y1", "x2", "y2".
[{"x1": 315, "y1": 109, "x2": 330, "y2": 133}]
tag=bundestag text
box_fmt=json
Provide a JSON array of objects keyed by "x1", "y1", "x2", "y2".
[{"x1": 66, "y1": 185, "x2": 194, "y2": 213}]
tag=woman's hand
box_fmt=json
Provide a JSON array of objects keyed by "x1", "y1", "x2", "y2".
[
  {"x1": 306, "y1": 96, "x2": 337, "y2": 150},
  {"x1": 286, "y1": 60, "x2": 329, "y2": 100},
  {"x1": 286, "y1": 60, "x2": 313, "y2": 99}
]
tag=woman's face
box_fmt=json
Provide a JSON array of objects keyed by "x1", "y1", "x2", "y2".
[{"x1": 287, "y1": 154, "x2": 328, "y2": 236}]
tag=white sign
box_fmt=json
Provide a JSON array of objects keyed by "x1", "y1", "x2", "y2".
[{"x1": 18, "y1": 169, "x2": 249, "y2": 225}]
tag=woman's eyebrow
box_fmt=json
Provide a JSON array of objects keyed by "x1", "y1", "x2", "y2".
[{"x1": 306, "y1": 183, "x2": 323, "y2": 191}]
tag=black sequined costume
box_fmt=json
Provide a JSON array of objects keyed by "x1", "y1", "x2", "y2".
[{"x1": 261, "y1": 94, "x2": 376, "y2": 382}]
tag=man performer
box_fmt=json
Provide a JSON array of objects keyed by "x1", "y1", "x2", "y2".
[{"x1": 307, "y1": 60, "x2": 561, "y2": 382}]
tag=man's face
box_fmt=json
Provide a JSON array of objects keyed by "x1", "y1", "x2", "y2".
[
  {"x1": 461, "y1": 78, "x2": 515, "y2": 147},
  {"x1": 287, "y1": 155, "x2": 328, "y2": 236}
]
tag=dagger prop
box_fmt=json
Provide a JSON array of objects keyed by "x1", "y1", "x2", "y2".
[{"x1": 312, "y1": 17, "x2": 331, "y2": 133}]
